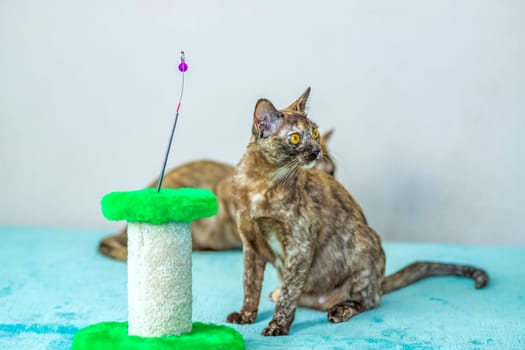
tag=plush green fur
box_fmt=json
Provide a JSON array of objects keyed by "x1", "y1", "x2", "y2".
[
  {"x1": 101, "y1": 188, "x2": 218, "y2": 224},
  {"x1": 72, "y1": 322, "x2": 245, "y2": 350}
]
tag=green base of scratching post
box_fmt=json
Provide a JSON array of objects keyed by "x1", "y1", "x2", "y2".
[{"x1": 72, "y1": 322, "x2": 245, "y2": 350}]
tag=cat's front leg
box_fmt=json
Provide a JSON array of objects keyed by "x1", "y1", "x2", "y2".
[
  {"x1": 263, "y1": 242, "x2": 313, "y2": 336},
  {"x1": 227, "y1": 238, "x2": 266, "y2": 324}
]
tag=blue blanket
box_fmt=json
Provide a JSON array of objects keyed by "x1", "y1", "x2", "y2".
[{"x1": 1, "y1": 227, "x2": 524, "y2": 349}]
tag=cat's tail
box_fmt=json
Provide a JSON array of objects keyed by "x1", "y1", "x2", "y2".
[
  {"x1": 381, "y1": 261, "x2": 489, "y2": 294},
  {"x1": 98, "y1": 228, "x2": 128, "y2": 262}
]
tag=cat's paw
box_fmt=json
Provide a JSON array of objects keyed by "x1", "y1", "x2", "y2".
[
  {"x1": 262, "y1": 320, "x2": 289, "y2": 336},
  {"x1": 327, "y1": 301, "x2": 360, "y2": 323},
  {"x1": 226, "y1": 311, "x2": 256, "y2": 324}
]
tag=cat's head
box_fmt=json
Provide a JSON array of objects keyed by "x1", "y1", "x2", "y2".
[
  {"x1": 251, "y1": 87, "x2": 332, "y2": 173},
  {"x1": 318, "y1": 129, "x2": 336, "y2": 176}
]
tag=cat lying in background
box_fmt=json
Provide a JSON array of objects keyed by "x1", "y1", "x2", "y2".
[{"x1": 98, "y1": 89, "x2": 336, "y2": 261}]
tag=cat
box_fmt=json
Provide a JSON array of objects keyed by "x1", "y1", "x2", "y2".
[
  {"x1": 226, "y1": 89, "x2": 489, "y2": 336},
  {"x1": 98, "y1": 89, "x2": 336, "y2": 261}
]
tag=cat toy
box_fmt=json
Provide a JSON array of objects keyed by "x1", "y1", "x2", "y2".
[
  {"x1": 156, "y1": 51, "x2": 188, "y2": 192},
  {"x1": 72, "y1": 52, "x2": 245, "y2": 350}
]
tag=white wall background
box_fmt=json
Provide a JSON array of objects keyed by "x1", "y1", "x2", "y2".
[{"x1": 1, "y1": 0, "x2": 524, "y2": 244}]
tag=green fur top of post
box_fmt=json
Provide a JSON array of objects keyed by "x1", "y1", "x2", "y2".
[{"x1": 101, "y1": 188, "x2": 218, "y2": 224}]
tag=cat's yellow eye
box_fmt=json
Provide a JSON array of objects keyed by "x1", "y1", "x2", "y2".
[
  {"x1": 312, "y1": 128, "x2": 319, "y2": 140},
  {"x1": 289, "y1": 133, "x2": 301, "y2": 145}
]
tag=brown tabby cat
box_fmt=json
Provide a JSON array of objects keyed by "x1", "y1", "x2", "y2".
[
  {"x1": 226, "y1": 90, "x2": 489, "y2": 336},
  {"x1": 98, "y1": 89, "x2": 336, "y2": 261}
]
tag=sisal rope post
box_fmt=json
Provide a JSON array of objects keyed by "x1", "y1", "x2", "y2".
[{"x1": 127, "y1": 222, "x2": 192, "y2": 336}]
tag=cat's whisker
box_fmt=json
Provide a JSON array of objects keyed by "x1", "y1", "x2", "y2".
[
  {"x1": 278, "y1": 159, "x2": 301, "y2": 187},
  {"x1": 278, "y1": 164, "x2": 296, "y2": 187},
  {"x1": 284, "y1": 166, "x2": 300, "y2": 187}
]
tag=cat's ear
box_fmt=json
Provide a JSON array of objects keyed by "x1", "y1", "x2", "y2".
[
  {"x1": 287, "y1": 87, "x2": 311, "y2": 113},
  {"x1": 321, "y1": 129, "x2": 334, "y2": 143},
  {"x1": 320, "y1": 129, "x2": 334, "y2": 149},
  {"x1": 253, "y1": 99, "x2": 283, "y2": 138}
]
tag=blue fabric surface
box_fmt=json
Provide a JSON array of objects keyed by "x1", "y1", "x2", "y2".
[{"x1": 0, "y1": 226, "x2": 524, "y2": 350}]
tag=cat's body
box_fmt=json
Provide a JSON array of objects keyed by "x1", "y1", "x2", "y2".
[
  {"x1": 98, "y1": 122, "x2": 335, "y2": 260},
  {"x1": 226, "y1": 89, "x2": 489, "y2": 336}
]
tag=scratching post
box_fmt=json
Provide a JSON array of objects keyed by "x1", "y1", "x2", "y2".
[
  {"x1": 127, "y1": 222, "x2": 192, "y2": 336},
  {"x1": 72, "y1": 51, "x2": 244, "y2": 350},
  {"x1": 72, "y1": 188, "x2": 245, "y2": 350}
]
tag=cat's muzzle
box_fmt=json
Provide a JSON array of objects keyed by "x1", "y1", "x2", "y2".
[{"x1": 303, "y1": 148, "x2": 322, "y2": 169}]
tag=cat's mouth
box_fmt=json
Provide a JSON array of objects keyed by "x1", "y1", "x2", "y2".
[{"x1": 301, "y1": 149, "x2": 322, "y2": 169}]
